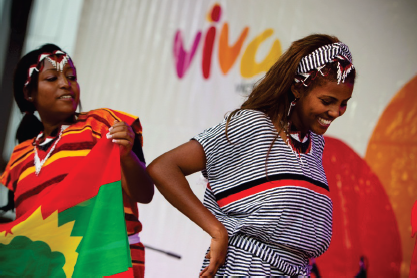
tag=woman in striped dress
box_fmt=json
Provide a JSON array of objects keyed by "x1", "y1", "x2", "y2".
[
  {"x1": 1, "y1": 44, "x2": 154, "y2": 277},
  {"x1": 148, "y1": 34, "x2": 356, "y2": 276}
]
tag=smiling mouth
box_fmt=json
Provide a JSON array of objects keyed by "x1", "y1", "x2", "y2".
[
  {"x1": 59, "y1": 95, "x2": 73, "y2": 100},
  {"x1": 318, "y1": 117, "x2": 332, "y2": 127}
]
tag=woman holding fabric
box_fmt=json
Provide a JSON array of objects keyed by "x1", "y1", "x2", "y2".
[
  {"x1": 148, "y1": 34, "x2": 356, "y2": 276},
  {"x1": 1, "y1": 44, "x2": 154, "y2": 277}
]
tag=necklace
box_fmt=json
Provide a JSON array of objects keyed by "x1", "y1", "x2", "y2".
[
  {"x1": 34, "y1": 126, "x2": 64, "y2": 175},
  {"x1": 280, "y1": 121, "x2": 309, "y2": 167}
]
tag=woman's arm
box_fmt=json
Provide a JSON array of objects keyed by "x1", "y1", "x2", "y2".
[
  {"x1": 147, "y1": 140, "x2": 228, "y2": 276},
  {"x1": 107, "y1": 121, "x2": 154, "y2": 203}
]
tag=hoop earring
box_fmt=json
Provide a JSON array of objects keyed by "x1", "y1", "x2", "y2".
[{"x1": 287, "y1": 99, "x2": 298, "y2": 117}]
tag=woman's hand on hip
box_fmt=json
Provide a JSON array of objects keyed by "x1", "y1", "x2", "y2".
[{"x1": 200, "y1": 227, "x2": 228, "y2": 277}]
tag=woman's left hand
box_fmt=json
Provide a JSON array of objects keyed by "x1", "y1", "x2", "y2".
[{"x1": 106, "y1": 121, "x2": 135, "y2": 158}]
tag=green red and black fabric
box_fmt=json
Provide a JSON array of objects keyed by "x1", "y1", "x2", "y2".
[
  {"x1": 0, "y1": 137, "x2": 133, "y2": 276},
  {"x1": 0, "y1": 108, "x2": 146, "y2": 277}
]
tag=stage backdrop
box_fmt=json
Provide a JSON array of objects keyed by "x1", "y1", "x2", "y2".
[{"x1": 4, "y1": 0, "x2": 417, "y2": 277}]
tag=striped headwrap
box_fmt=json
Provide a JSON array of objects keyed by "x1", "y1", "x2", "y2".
[{"x1": 295, "y1": 42, "x2": 354, "y2": 86}]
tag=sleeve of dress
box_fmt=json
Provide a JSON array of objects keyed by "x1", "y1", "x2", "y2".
[
  {"x1": 191, "y1": 117, "x2": 228, "y2": 179},
  {"x1": 317, "y1": 134, "x2": 326, "y2": 159},
  {"x1": 0, "y1": 140, "x2": 33, "y2": 191},
  {"x1": 1, "y1": 164, "x2": 12, "y2": 190},
  {"x1": 192, "y1": 109, "x2": 268, "y2": 179}
]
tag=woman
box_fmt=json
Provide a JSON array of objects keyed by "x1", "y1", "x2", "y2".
[
  {"x1": 1, "y1": 44, "x2": 154, "y2": 277},
  {"x1": 147, "y1": 34, "x2": 356, "y2": 276}
]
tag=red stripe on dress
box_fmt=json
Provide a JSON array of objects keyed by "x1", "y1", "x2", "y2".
[
  {"x1": 14, "y1": 143, "x2": 94, "y2": 177},
  {"x1": 130, "y1": 244, "x2": 145, "y2": 250},
  {"x1": 15, "y1": 174, "x2": 67, "y2": 209},
  {"x1": 55, "y1": 142, "x2": 96, "y2": 152},
  {"x1": 77, "y1": 112, "x2": 112, "y2": 128},
  {"x1": 63, "y1": 125, "x2": 102, "y2": 138},
  {"x1": 13, "y1": 144, "x2": 32, "y2": 153},
  {"x1": 130, "y1": 242, "x2": 145, "y2": 277},
  {"x1": 217, "y1": 179, "x2": 331, "y2": 208},
  {"x1": 9, "y1": 148, "x2": 33, "y2": 169}
]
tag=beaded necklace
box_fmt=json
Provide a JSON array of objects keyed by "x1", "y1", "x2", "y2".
[
  {"x1": 33, "y1": 126, "x2": 64, "y2": 175},
  {"x1": 280, "y1": 121, "x2": 311, "y2": 167}
]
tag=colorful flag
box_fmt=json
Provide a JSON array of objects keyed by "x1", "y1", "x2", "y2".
[{"x1": 0, "y1": 138, "x2": 132, "y2": 277}]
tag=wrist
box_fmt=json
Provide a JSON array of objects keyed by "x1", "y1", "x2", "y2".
[
  {"x1": 120, "y1": 150, "x2": 136, "y2": 162},
  {"x1": 210, "y1": 223, "x2": 228, "y2": 240}
]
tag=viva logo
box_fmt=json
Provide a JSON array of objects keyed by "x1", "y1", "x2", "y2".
[{"x1": 174, "y1": 3, "x2": 282, "y2": 80}]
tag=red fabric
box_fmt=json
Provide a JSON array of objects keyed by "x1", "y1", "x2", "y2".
[
  {"x1": 105, "y1": 268, "x2": 134, "y2": 278},
  {"x1": 130, "y1": 242, "x2": 145, "y2": 278},
  {"x1": 1, "y1": 108, "x2": 145, "y2": 272},
  {"x1": 0, "y1": 137, "x2": 119, "y2": 234}
]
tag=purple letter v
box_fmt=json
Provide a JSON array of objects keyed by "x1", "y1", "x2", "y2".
[{"x1": 173, "y1": 30, "x2": 202, "y2": 79}]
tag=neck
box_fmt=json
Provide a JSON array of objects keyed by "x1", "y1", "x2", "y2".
[
  {"x1": 39, "y1": 113, "x2": 75, "y2": 137},
  {"x1": 289, "y1": 114, "x2": 308, "y2": 136},
  {"x1": 291, "y1": 123, "x2": 309, "y2": 140},
  {"x1": 280, "y1": 120, "x2": 308, "y2": 141},
  {"x1": 42, "y1": 122, "x2": 62, "y2": 137}
]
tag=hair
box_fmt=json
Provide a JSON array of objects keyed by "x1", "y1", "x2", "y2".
[
  {"x1": 227, "y1": 34, "x2": 356, "y2": 131},
  {"x1": 225, "y1": 34, "x2": 356, "y2": 174},
  {"x1": 13, "y1": 44, "x2": 79, "y2": 143}
]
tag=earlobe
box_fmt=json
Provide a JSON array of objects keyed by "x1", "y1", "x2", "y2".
[
  {"x1": 23, "y1": 87, "x2": 33, "y2": 102},
  {"x1": 291, "y1": 84, "x2": 301, "y2": 99}
]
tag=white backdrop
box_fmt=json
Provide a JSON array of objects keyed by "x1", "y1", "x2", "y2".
[
  {"x1": 3, "y1": 0, "x2": 417, "y2": 277},
  {"x1": 72, "y1": 1, "x2": 417, "y2": 277}
]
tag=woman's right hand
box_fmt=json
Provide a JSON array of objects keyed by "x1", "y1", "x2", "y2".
[{"x1": 200, "y1": 229, "x2": 228, "y2": 277}]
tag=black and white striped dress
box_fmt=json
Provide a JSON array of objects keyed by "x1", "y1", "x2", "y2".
[{"x1": 193, "y1": 109, "x2": 332, "y2": 276}]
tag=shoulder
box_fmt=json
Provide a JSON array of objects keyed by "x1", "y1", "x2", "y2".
[
  {"x1": 78, "y1": 108, "x2": 139, "y2": 127},
  {"x1": 311, "y1": 132, "x2": 325, "y2": 152},
  {"x1": 193, "y1": 109, "x2": 272, "y2": 147},
  {"x1": 227, "y1": 109, "x2": 269, "y2": 123},
  {"x1": 226, "y1": 109, "x2": 273, "y2": 133},
  {"x1": 9, "y1": 140, "x2": 33, "y2": 162},
  {"x1": 1, "y1": 140, "x2": 33, "y2": 189}
]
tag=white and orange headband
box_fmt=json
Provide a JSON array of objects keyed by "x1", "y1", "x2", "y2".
[
  {"x1": 294, "y1": 42, "x2": 354, "y2": 86},
  {"x1": 24, "y1": 50, "x2": 72, "y2": 86}
]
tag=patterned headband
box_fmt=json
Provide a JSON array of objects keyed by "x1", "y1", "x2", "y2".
[
  {"x1": 24, "y1": 50, "x2": 72, "y2": 86},
  {"x1": 294, "y1": 42, "x2": 354, "y2": 86}
]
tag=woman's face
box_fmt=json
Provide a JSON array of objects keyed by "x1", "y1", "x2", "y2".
[
  {"x1": 29, "y1": 56, "x2": 80, "y2": 122},
  {"x1": 290, "y1": 80, "x2": 354, "y2": 135}
]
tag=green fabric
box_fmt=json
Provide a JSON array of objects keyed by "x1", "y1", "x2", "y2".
[
  {"x1": 0, "y1": 181, "x2": 131, "y2": 277},
  {"x1": 59, "y1": 181, "x2": 132, "y2": 276},
  {"x1": 0, "y1": 236, "x2": 66, "y2": 277}
]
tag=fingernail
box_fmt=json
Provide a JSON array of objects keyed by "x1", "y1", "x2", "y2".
[
  {"x1": 109, "y1": 127, "x2": 113, "y2": 131},
  {"x1": 112, "y1": 139, "x2": 117, "y2": 143},
  {"x1": 106, "y1": 132, "x2": 112, "y2": 139}
]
